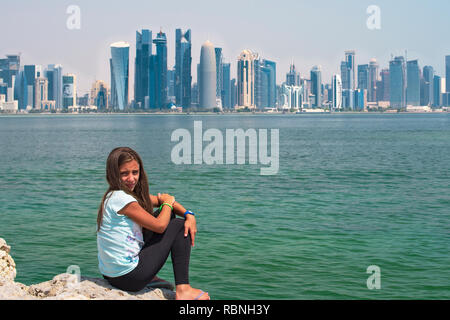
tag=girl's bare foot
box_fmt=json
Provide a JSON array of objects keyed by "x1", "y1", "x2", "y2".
[{"x1": 176, "y1": 284, "x2": 210, "y2": 300}]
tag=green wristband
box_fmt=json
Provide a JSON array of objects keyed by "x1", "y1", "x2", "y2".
[{"x1": 159, "y1": 203, "x2": 173, "y2": 211}]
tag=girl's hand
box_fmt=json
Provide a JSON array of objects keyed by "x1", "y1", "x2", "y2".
[
  {"x1": 184, "y1": 215, "x2": 197, "y2": 247},
  {"x1": 158, "y1": 193, "x2": 175, "y2": 206}
]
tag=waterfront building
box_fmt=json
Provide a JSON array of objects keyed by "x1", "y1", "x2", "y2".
[
  {"x1": 134, "y1": 29, "x2": 152, "y2": 109},
  {"x1": 222, "y1": 63, "x2": 231, "y2": 109},
  {"x1": 368, "y1": 59, "x2": 379, "y2": 102},
  {"x1": 377, "y1": 68, "x2": 390, "y2": 102},
  {"x1": 433, "y1": 75, "x2": 441, "y2": 107},
  {"x1": 237, "y1": 49, "x2": 257, "y2": 109},
  {"x1": 341, "y1": 51, "x2": 356, "y2": 90},
  {"x1": 175, "y1": 29, "x2": 191, "y2": 108},
  {"x1": 357, "y1": 64, "x2": 369, "y2": 91},
  {"x1": 191, "y1": 82, "x2": 199, "y2": 106},
  {"x1": 110, "y1": 41, "x2": 129, "y2": 110},
  {"x1": 0, "y1": 55, "x2": 20, "y2": 102},
  {"x1": 310, "y1": 65, "x2": 322, "y2": 108},
  {"x1": 230, "y1": 78, "x2": 237, "y2": 108},
  {"x1": 354, "y1": 89, "x2": 366, "y2": 111},
  {"x1": 389, "y1": 56, "x2": 406, "y2": 109},
  {"x1": 46, "y1": 64, "x2": 63, "y2": 109},
  {"x1": 21, "y1": 65, "x2": 39, "y2": 109},
  {"x1": 151, "y1": 31, "x2": 168, "y2": 109},
  {"x1": 286, "y1": 63, "x2": 300, "y2": 86},
  {"x1": 167, "y1": 69, "x2": 176, "y2": 103},
  {"x1": 406, "y1": 59, "x2": 420, "y2": 106},
  {"x1": 332, "y1": 74, "x2": 342, "y2": 110},
  {"x1": 62, "y1": 73, "x2": 77, "y2": 109},
  {"x1": 421, "y1": 66, "x2": 434, "y2": 106},
  {"x1": 255, "y1": 59, "x2": 276, "y2": 109},
  {"x1": 280, "y1": 84, "x2": 302, "y2": 110},
  {"x1": 34, "y1": 77, "x2": 48, "y2": 110},
  {"x1": 199, "y1": 40, "x2": 217, "y2": 110},
  {"x1": 90, "y1": 80, "x2": 109, "y2": 110},
  {"x1": 215, "y1": 47, "x2": 223, "y2": 105}
]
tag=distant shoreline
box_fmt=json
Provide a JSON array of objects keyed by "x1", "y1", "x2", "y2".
[{"x1": 1, "y1": 111, "x2": 449, "y2": 116}]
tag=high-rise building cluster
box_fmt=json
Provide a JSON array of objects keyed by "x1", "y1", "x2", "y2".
[
  {"x1": 0, "y1": 55, "x2": 107, "y2": 112},
  {"x1": 279, "y1": 51, "x2": 450, "y2": 112},
  {"x1": 2, "y1": 28, "x2": 449, "y2": 113}
]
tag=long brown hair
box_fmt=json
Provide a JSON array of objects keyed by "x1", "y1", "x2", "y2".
[{"x1": 97, "y1": 147, "x2": 153, "y2": 231}]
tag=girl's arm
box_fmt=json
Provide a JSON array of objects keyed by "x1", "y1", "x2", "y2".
[
  {"x1": 151, "y1": 193, "x2": 188, "y2": 218},
  {"x1": 119, "y1": 194, "x2": 175, "y2": 234},
  {"x1": 149, "y1": 194, "x2": 161, "y2": 208}
]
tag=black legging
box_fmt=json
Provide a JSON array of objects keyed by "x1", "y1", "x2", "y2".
[{"x1": 104, "y1": 212, "x2": 191, "y2": 292}]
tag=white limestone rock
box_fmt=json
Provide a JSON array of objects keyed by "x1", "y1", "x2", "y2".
[{"x1": 0, "y1": 238, "x2": 175, "y2": 300}]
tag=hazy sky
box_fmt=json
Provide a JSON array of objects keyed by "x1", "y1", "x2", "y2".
[{"x1": 1, "y1": 0, "x2": 449, "y2": 94}]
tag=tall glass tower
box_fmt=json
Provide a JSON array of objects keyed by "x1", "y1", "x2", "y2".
[
  {"x1": 199, "y1": 40, "x2": 216, "y2": 110},
  {"x1": 222, "y1": 63, "x2": 231, "y2": 109},
  {"x1": 310, "y1": 65, "x2": 322, "y2": 108},
  {"x1": 135, "y1": 29, "x2": 152, "y2": 109},
  {"x1": 152, "y1": 31, "x2": 168, "y2": 109},
  {"x1": 406, "y1": 60, "x2": 420, "y2": 106},
  {"x1": 368, "y1": 59, "x2": 379, "y2": 102},
  {"x1": 422, "y1": 66, "x2": 434, "y2": 106},
  {"x1": 357, "y1": 64, "x2": 369, "y2": 91},
  {"x1": 175, "y1": 29, "x2": 191, "y2": 108},
  {"x1": 286, "y1": 63, "x2": 300, "y2": 86},
  {"x1": 110, "y1": 42, "x2": 130, "y2": 110},
  {"x1": 237, "y1": 50, "x2": 257, "y2": 109},
  {"x1": 332, "y1": 74, "x2": 342, "y2": 110},
  {"x1": 389, "y1": 56, "x2": 406, "y2": 110},
  {"x1": 215, "y1": 47, "x2": 223, "y2": 104}
]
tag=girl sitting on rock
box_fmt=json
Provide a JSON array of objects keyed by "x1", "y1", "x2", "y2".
[{"x1": 96, "y1": 147, "x2": 209, "y2": 300}]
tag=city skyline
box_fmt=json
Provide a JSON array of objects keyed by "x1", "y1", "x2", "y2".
[{"x1": 1, "y1": 0, "x2": 449, "y2": 95}]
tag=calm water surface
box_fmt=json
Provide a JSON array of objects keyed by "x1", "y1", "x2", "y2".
[{"x1": 0, "y1": 113, "x2": 449, "y2": 299}]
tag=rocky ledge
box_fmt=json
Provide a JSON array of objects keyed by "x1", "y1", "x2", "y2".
[{"x1": 0, "y1": 238, "x2": 175, "y2": 300}]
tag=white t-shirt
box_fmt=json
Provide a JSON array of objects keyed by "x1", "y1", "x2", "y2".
[{"x1": 97, "y1": 190, "x2": 144, "y2": 277}]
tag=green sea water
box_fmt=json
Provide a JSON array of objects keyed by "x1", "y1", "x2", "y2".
[{"x1": 0, "y1": 113, "x2": 449, "y2": 299}]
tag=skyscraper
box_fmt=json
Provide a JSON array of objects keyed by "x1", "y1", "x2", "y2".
[
  {"x1": 378, "y1": 68, "x2": 390, "y2": 102},
  {"x1": 433, "y1": 75, "x2": 441, "y2": 107},
  {"x1": 135, "y1": 29, "x2": 152, "y2": 109},
  {"x1": 175, "y1": 29, "x2": 191, "y2": 108},
  {"x1": 368, "y1": 59, "x2": 379, "y2": 102},
  {"x1": 34, "y1": 77, "x2": 48, "y2": 110},
  {"x1": 358, "y1": 64, "x2": 369, "y2": 91},
  {"x1": 62, "y1": 74, "x2": 76, "y2": 109},
  {"x1": 422, "y1": 66, "x2": 434, "y2": 106},
  {"x1": 152, "y1": 31, "x2": 168, "y2": 109},
  {"x1": 263, "y1": 60, "x2": 276, "y2": 108},
  {"x1": 341, "y1": 51, "x2": 355, "y2": 109},
  {"x1": 310, "y1": 65, "x2": 322, "y2": 108},
  {"x1": 22, "y1": 65, "x2": 38, "y2": 109},
  {"x1": 332, "y1": 74, "x2": 342, "y2": 110},
  {"x1": 237, "y1": 50, "x2": 257, "y2": 109},
  {"x1": 286, "y1": 63, "x2": 300, "y2": 86},
  {"x1": 342, "y1": 51, "x2": 356, "y2": 90},
  {"x1": 222, "y1": 63, "x2": 231, "y2": 109},
  {"x1": 406, "y1": 59, "x2": 420, "y2": 106},
  {"x1": 110, "y1": 41, "x2": 129, "y2": 110},
  {"x1": 0, "y1": 55, "x2": 20, "y2": 102},
  {"x1": 254, "y1": 58, "x2": 276, "y2": 109},
  {"x1": 199, "y1": 40, "x2": 216, "y2": 109},
  {"x1": 389, "y1": 56, "x2": 406, "y2": 109},
  {"x1": 215, "y1": 47, "x2": 223, "y2": 104},
  {"x1": 46, "y1": 64, "x2": 63, "y2": 109},
  {"x1": 91, "y1": 80, "x2": 109, "y2": 110}
]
